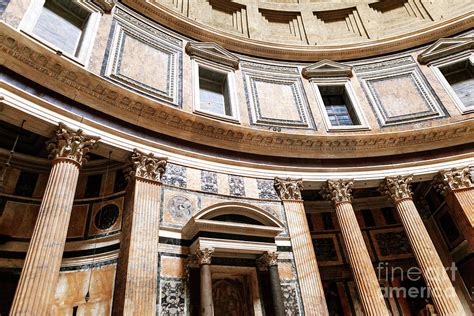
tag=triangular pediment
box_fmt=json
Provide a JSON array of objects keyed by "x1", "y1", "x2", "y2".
[
  {"x1": 302, "y1": 59, "x2": 352, "y2": 78},
  {"x1": 418, "y1": 37, "x2": 474, "y2": 64},
  {"x1": 185, "y1": 42, "x2": 240, "y2": 69}
]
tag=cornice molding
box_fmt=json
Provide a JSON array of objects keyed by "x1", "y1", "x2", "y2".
[
  {"x1": 185, "y1": 42, "x2": 240, "y2": 69},
  {"x1": 122, "y1": 0, "x2": 474, "y2": 61},
  {"x1": 302, "y1": 59, "x2": 352, "y2": 78},
  {"x1": 1, "y1": 23, "x2": 474, "y2": 159},
  {"x1": 417, "y1": 37, "x2": 474, "y2": 64}
]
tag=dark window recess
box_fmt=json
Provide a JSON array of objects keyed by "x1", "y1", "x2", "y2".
[
  {"x1": 14, "y1": 171, "x2": 39, "y2": 197},
  {"x1": 189, "y1": 268, "x2": 201, "y2": 316},
  {"x1": 319, "y1": 85, "x2": 360, "y2": 126},
  {"x1": 72, "y1": 306, "x2": 78, "y2": 316},
  {"x1": 439, "y1": 212, "x2": 461, "y2": 244},
  {"x1": 361, "y1": 209, "x2": 375, "y2": 227},
  {"x1": 322, "y1": 212, "x2": 334, "y2": 230},
  {"x1": 210, "y1": 214, "x2": 264, "y2": 226},
  {"x1": 382, "y1": 207, "x2": 397, "y2": 225},
  {"x1": 0, "y1": 197, "x2": 7, "y2": 217},
  {"x1": 306, "y1": 213, "x2": 314, "y2": 231},
  {"x1": 439, "y1": 59, "x2": 474, "y2": 108},
  {"x1": 113, "y1": 169, "x2": 127, "y2": 193},
  {"x1": 84, "y1": 174, "x2": 102, "y2": 198}
]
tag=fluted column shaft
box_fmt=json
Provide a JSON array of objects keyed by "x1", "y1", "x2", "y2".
[
  {"x1": 335, "y1": 202, "x2": 389, "y2": 316},
  {"x1": 10, "y1": 124, "x2": 98, "y2": 316},
  {"x1": 113, "y1": 150, "x2": 167, "y2": 316},
  {"x1": 275, "y1": 177, "x2": 328, "y2": 315},
  {"x1": 283, "y1": 200, "x2": 328, "y2": 315},
  {"x1": 11, "y1": 159, "x2": 80, "y2": 315},
  {"x1": 396, "y1": 199, "x2": 465, "y2": 315}
]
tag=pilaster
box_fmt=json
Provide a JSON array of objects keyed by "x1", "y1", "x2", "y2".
[{"x1": 112, "y1": 149, "x2": 167, "y2": 316}]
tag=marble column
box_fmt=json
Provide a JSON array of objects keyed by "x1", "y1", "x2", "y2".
[
  {"x1": 381, "y1": 175, "x2": 465, "y2": 316},
  {"x1": 434, "y1": 167, "x2": 474, "y2": 252},
  {"x1": 274, "y1": 177, "x2": 329, "y2": 316},
  {"x1": 10, "y1": 123, "x2": 99, "y2": 315},
  {"x1": 258, "y1": 251, "x2": 285, "y2": 316},
  {"x1": 112, "y1": 149, "x2": 167, "y2": 316},
  {"x1": 321, "y1": 180, "x2": 389, "y2": 316},
  {"x1": 197, "y1": 248, "x2": 214, "y2": 316}
]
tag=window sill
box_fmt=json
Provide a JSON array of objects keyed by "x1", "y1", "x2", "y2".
[{"x1": 194, "y1": 109, "x2": 241, "y2": 124}]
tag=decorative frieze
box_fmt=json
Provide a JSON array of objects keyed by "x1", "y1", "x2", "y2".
[
  {"x1": 380, "y1": 175, "x2": 413, "y2": 204},
  {"x1": 434, "y1": 167, "x2": 473, "y2": 196},
  {"x1": 320, "y1": 179, "x2": 354, "y2": 205},
  {"x1": 129, "y1": 149, "x2": 167, "y2": 183},
  {"x1": 196, "y1": 248, "x2": 214, "y2": 265},
  {"x1": 46, "y1": 123, "x2": 99, "y2": 165},
  {"x1": 274, "y1": 178, "x2": 303, "y2": 201}
]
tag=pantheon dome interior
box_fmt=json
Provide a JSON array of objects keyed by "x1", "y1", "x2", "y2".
[{"x1": 0, "y1": 0, "x2": 473, "y2": 315}]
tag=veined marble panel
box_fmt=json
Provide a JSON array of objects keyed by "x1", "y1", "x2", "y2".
[
  {"x1": 243, "y1": 68, "x2": 314, "y2": 129},
  {"x1": 359, "y1": 61, "x2": 446, "y2": 126},
  {"x1": 104, "y1": 7, "x2": 182, "y2": 105},
  {"x1": 158, "y1": 277, "x2": 186, "y2": 315}
]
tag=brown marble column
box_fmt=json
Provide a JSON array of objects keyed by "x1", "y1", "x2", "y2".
[
  {"x1": 434, "y1": 167, "x2": 474, "y2": 252},
  {"x1": 10, "y1": 124, "x2": 99, "y2": 315},
  {"x1": 274, "y1": 177, "x2": 329, "y2": 316},
  {"x1": 258, "y1": 251, "x2": 285, "y2": 316},
  {"x1": 197, "y1": 248, "x2": 214, "y2": 316},
  {"x1": 381, "y1": 175, "x2": 465, "y2": 316},
  {"x1": 112, "y1": 149, "x2": 167, "y2": 316},
  {"x1": 321, "y1": 180, "x2": 389, "y2": 316}
]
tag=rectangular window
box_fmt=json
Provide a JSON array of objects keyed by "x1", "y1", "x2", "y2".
[
  {"x1": 322, "y1": 212, "x2": 334, "y2": 230},
  {"x1": 198, "y1": 67, "x2": 232, "y2": 117},
  {"x1": 361, "y1": 209, "x2": 375, "y2": 227},
  {"x1": 381, "y1": 207, "x2": 397, "y2": 225},
  {"x1": 20, "y1": 0, "x2": 100, "y2": 64},
  {"x1": 84, "y1": 174, "x2": 102, "y2": 198},
  {"x1": 438, "y1": 58, "x2": 474, "y2": 109},
  {"x1": 319, "y1": 85, "x2": 360, "y2": 126},
  {"x1": 32, "y1": 0, "x2": 90, "y2": 57}
]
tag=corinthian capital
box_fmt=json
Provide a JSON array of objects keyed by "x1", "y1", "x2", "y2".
[
  {"x1": 274, "y1": 177, "x2": 303, "y2": 200},
  {"x1": 257, "y1": 251, "x2": 279, "y2": 269},
  {"x1": 320, "y1": 179, "x2": 354, "y2": 205},
  {"x1": 47, "y1": 123, "x2": 99, "y2": 166},
  {"x1": 196, "y1": 248, "x2": 214, "y2": 265},
  {"x1": 129, "y1": 149, "x2": 167, "y2": 183},
  {"x1": 380, "y1": 175, "x2": 413, "y2": 204},
  {"x1": 434, "y1": 167, "x2": 473, "y2": 196}
]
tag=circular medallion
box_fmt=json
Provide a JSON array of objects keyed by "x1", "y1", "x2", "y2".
[
  {"x1": 168, "y1": 196, "x2": 193, "y2": 221},
  {"x1": 94, "y1": 204, "x2": 119, "y2": 230}
]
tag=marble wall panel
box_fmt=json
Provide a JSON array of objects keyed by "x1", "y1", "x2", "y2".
[
  {"x1": 51, "y1": 264, "x2": 116, "y2": 316},
  {"x1": 370, "y1": 227, "x2": 413, "y2": 260},
  {"x1": 158, "y1": 277, "x2": 186, "y2": 315},
  {"x1": 0, "y1": 201, "x2": 39, "y2": 238},
  {"x1": 66, "y1": 204, "x2": 89, "y2": 238},
  {"x1": 357, "y1": 57, "x2": 446, "y2": 126},
  {"x1": 242, "y1": 63, "x2": 314, "y2": 130},
  {"x1": 160, "y1": 255, "x2": 186, "y2": 278},
  {"x1": 103, "y1": 7, "x2": 182, "y2": 105},
  {"x1": 162, "y1": 163, "x2": 187, "y2": 188}
]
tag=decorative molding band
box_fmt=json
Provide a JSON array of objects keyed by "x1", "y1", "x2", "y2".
[
  {"x1": 417, "y1": 37, "x2": 474, "y2": 64},
  {"x1": 121, "y1": 0, "x2": 474, "y2": 61},
  {"x1": 302, "y1": 59, "x2": 352, "y2": 78},
  {"x1": 1, "y1": 23, "x2": 473, "y2": 159}
]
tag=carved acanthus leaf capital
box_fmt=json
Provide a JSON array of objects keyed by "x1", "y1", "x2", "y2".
[
  {"x1": 274, "y1": 177, "x2": 303, "y2": 200},
  {"x1": 257, "y1": 251, "x2": 278, "y2": 269},
  {"x1": 196, "y1": 248, "x2": 214, "y2": 265},
  {"x1": 380, "y1": 175, "x2": 413, "y2": 204},
  {"x1": 320, "y1": 179, "x2": 354, "y2": 205},
  {"x1": 92, "y1": 0, "x2": 116, "y2": 12},
  {"x1": 129, "y1": 149, "x2": 167, "y2": 183},
  {"x1": 433, "y1": 167, "x2": 473, "y2": 196},
  {"x1": 46, "y1": 123, "x2": 99, "y2": 166}
]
